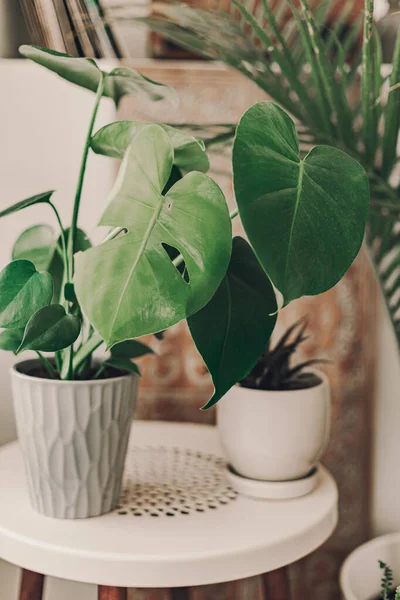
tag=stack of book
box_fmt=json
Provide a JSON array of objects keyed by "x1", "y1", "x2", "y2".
[{"x1": 19, "y1": 0, "x2": 125, "y2": 57}]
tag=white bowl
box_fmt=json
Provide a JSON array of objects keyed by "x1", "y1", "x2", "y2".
[{"x1": 340, "y1": 533, "x2": 400, "y2": 600}]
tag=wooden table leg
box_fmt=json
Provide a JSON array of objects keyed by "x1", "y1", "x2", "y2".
[
  {"x1": 98, "y1": 586, "x2": 128, "y2": 600},
  {"x1": 263, "y1": 566, "x2": 291, "y2": 600},
  {"x1": 171, "y1": 588, "x2": 190, "y2": 600},
  {"x1": 19, "y1": 569, "x2": 45, "y2": 600}
]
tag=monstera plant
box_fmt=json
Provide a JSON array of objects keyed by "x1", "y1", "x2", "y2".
[{"x1": 0, "y1": 45, "x2": 369, "y2": 407}]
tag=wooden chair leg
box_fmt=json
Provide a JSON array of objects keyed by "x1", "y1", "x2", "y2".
[
  {"x1": 263, "y1": 566, "x2": 291, "y2": 600},
  {"x1": 98, "y1": 586, "x2": 128, "y2": 600},
  {"x1": 19, "y1": 569, "x2": 45, "y2": 600},
  {"x1": 171, "y1": 588, "x2": 190, "y2": 600}
]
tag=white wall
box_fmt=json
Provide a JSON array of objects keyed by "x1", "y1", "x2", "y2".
[
  {"x1": 0, "y1": 60, "x2": 116, "y2": 598},
  {"x1": 372, "y1": 298, "x2": 400, "y2": 535}
]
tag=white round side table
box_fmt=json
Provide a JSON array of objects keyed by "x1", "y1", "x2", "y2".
[{"x1": 0, "y1": 421, "x2": 338, "y2": 600}]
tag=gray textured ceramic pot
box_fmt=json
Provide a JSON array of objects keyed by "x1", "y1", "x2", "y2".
[{"x1": 11, "y1": 359, "x2": 138, "y2": 519}]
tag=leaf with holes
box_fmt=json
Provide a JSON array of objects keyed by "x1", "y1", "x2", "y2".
[
  {"x1": 17, "y1": 305, "x2": 80, "y2": 353},
  {"x1": 0, "y1": 260, "x2": 53, "y2": 329},
  {"x1": 188, "y1": 237, "x2": 277, "y2": 409},
  {"x1": 75, "y1": 124, "x2": 232, "y2": 347},
  {"x1": 19, "y1": 46, "x2": 177, "y2": 107},
  {"x1": 233, "y1": 102, "x2": 369, "y2": 305},
  {"x1": 91, "y1": 121, "x2": 209, "y2": 173}
]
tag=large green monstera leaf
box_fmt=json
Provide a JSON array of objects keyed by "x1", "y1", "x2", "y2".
[
  {"x1": 188, "y1": 237, "x2": 277, "y2": 409},
  {"x1": 91, "y1": 121, "x2": 209, "y2": 173},
  {"x1": 233, "y1": 102, "x2": 369, "y2": 306},
  {"x1": 75, "y1": 124, "x2": 232, "y2": 347},
  {"x1": 19, "y1": 46, "x2": 177, "y2": 107}
]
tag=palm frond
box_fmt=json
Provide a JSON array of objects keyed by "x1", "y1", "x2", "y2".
[{"x1": 381, "y1": 27, "x2": 400, "y2": 179}]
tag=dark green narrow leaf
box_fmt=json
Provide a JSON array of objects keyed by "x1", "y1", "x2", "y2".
[
  {"x1": 361, "y1": 1, "x2": 380, "y2": 165},
  {"x1": 110, "y1": 339, "x2": 154, "y2": 359},
  {"x1": 286, "y1": 0, "x2": 334, "y2": 137},
  {"x1": 188, "y1": 237, "x2": 277, "y2": 409},
  {"x1": 381, "y1": 28, "x2": 400, "y2": 178},
  {"x1": 105, "y1": 358, "x2": 141, "y2": 375},
  {"x1": 17, "y1": 305, "x2": 80, "y2": 353},
  {"x1": 0, "y1": 260, "x2": 53, "y2": 328},
  {"x1": 0, "y1": 191, "x2": 54, "y2": 218},
  {"x1": 231, "y1": 0, "x2": 316, "y2": 129},
  {"x1": 297, "y1": 0, "x2": 356, "y2": 150}
]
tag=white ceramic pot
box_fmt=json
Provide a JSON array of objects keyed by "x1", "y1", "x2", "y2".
[
  {"x1": 11, "y1": 359, "x2": 138, "y2": 519},
  {"x1": 341, "y1": 533, "x2": 400, "y2": 600},
  {"x1": 217, "y1": 371, "x2": 331, "y2": 481}
]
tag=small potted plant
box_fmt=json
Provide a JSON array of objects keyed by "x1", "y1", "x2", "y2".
[
  {"x1": 216, "y1": 318, "x2": 330, "y2": 487},
  {"x1": 2, "y1": 44, "x2": 369, "y2": 519},
  {"x1": 341, "y1": 553, "x2": 400, "y2": 600}
]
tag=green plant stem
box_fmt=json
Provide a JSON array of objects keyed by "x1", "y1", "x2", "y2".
[
  {"x1": 101, "y1": 226, "x2": 126, "y2": 244},
  {"x1": 93, "y1": 363, "x2": 106, "y2": 380},
  {"x1": 48, "y1": 200, "x2": 69, "y2": 284},
  {"x1": 36, "y1": 352, "x2": 57, "y2": 379},
  {"x1": 54, "y1": 351, "x2": 62, "y2": 372},
  {"x1": 361, "y1": 0, "x2": 376, "y2": 164},
  {"x1": 67, "y1": 73, "x2": 105, "y2": 281},
  {"x1": 61, "y1": 74, "x2": 105, "y2": 382},
  {"x1": 72, "y1": 331, "x2": 103, "y2": 372}
]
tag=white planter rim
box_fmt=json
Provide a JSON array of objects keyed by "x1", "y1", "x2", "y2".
[
  {"x1": 12, "y1": 358, "x2": 136, "y2": 386},
  {"x1": 340, "y1": 532, "x2": 400, "y2": 600},
  {"x1": 237, "y1": 369, "x2": 328, "y2": 397}
]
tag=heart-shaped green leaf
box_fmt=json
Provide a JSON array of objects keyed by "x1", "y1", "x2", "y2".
[
  {"x1": 75, "y1": 124, "x2": 231, "y2": 347},
  {"x1": 17, "y1": 305, "x2": 80, "y2": 353},
  {"x1": 111, "y1": 339, "x2": 154, "y2": 359},
  {"x1": 0, "y1": 260, "x2": 53, "y2": 328},
  {"x1": 0, "y1": 191, "x2": 54, "y2": 218},
  {"x1": 19, "y1": 46, "x2": 177, "y2": 107},
  {"x1": 12, "y1": 225, "x2": 90, "y2": 303},
  {"x1": 91, "y1": 121, "x2": 209, "y2": 173},
  {"x1": 188, "y1": 236, "x2": 277, "y2": 409},
  {"x1": 12, "y1": 225, "x2": 57, "y2": 271},
  {"x1": 0, "y1": 328, "x2": 24, "y2": 352},
  {"x1": 232, "y1": 102, "x2": 369, "y2": 305},
  {"x1": 105, "y1": 358, "x2": 140, "y2": 376}
]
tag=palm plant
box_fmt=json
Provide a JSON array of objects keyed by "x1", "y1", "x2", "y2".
[{"x1": 107, "y1": 0, "x2": 400, "y2": 350}]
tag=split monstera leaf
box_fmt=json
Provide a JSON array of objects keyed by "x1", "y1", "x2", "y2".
[{"x1": 0, "y1": 44, "x2": 369, "y2": 400}]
